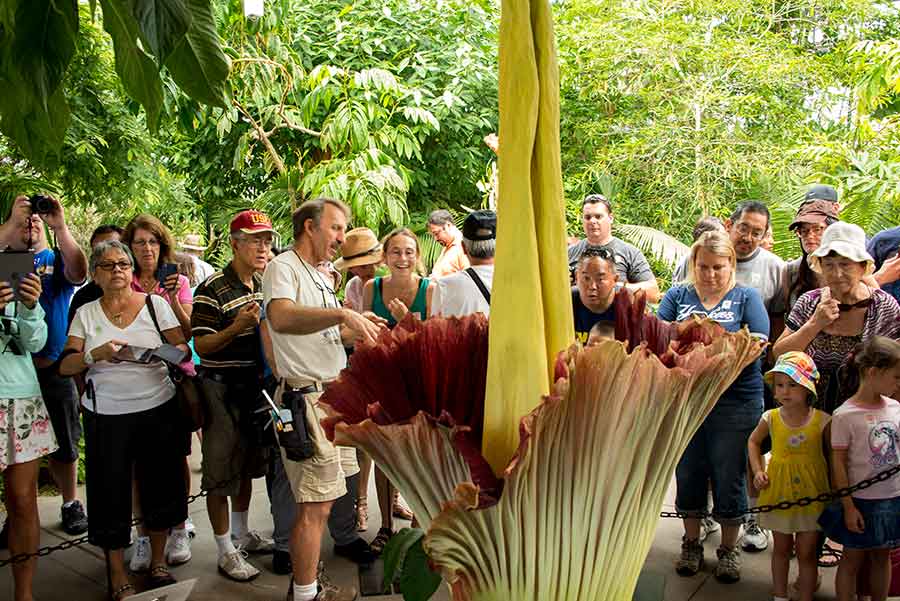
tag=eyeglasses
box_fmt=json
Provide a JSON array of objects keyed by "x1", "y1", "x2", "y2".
[
  {"x1": 237, "y1": 236, "x2": 274, "y2": 249},
  {"x1": 96, "y1": 261, "x2": 133, "y2": 272},
  {"x1": 797, "y1": 225, "x2": 826, "y2": 238},
  {"x1": 735, "y1": 223, "x2": 766, "y2": 241},
  {"x1": 132, "y1": 239, "x2": 160, "y2": 248}
]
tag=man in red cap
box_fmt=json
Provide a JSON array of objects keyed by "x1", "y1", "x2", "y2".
[{"x1": 191, "y1": 209, "x2": 277, "y2": 581}]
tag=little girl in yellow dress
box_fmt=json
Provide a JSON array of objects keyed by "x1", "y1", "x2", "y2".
[{"x1": 748, "y1": 351, "x2": 830, "y2": 601}]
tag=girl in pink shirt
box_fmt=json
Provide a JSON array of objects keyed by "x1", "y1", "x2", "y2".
[{"x1": 819, "y1": 336, "x2": 900, "y2": 601}]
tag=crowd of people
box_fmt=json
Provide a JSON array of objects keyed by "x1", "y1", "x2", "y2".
[{"x1": 0, "y1": 183, "x2": 898, "y2": 601}]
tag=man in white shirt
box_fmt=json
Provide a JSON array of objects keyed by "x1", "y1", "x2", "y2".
[
  {"x1": 263, "y1": 198, "x2": 382, "y2": 601},
  {"x1": 430, "y1": 210, "x2": 495, "y2": 317}
]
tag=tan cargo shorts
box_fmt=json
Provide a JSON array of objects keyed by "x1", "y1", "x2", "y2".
[{"x1": 276, "y1": 383, "x2": 359, "y2": 504}]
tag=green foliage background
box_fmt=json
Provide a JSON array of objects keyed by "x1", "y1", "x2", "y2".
[{"x1": 3, "y1": 0, "x2": 900, "y2": 281}]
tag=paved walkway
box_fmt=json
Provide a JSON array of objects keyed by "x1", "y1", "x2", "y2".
[{"x1": 0, "y1": 443, "x2": 882, "y2": 601}]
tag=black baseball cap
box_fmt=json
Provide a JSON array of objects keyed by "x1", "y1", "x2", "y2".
[
  {"x1": 462, "y1": 210, "x2": 497, "y2": 241},
  {"x1": 803, "y1": 184, "x2": 838, "y2": 205}
]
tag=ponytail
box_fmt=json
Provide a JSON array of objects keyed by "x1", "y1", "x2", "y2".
[{"x1": 838, "y1": 336, "x2": 900, "y2": 397}]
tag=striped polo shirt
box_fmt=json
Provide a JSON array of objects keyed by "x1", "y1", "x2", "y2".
[{"x1": 191, "y1": 263, "x2": 263, "y2": 371}]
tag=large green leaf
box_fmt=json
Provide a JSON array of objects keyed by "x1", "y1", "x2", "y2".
[
  {"x1": 100, "y1": 0, "x2": 164, "y2": 130},
  {"x1": 164, "y1": 0, "x2": 230, "y2": 107},
  {"x1": 128, "y1": 0, "x2": 191, "y2": 65},
  {"x1": 11, "y1": 0, "x2": 78, "y2": 107},
  {"x1": 0, "y1": 83, "x2": 70, "y2": 170}
]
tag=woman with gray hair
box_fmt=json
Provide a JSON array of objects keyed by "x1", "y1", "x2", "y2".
[
  {"x1": 773, "y1": 222, "x2": 900, "y2": 414},
  {"x1": 59, "y1": 240, "x2": 190, "y2": 600}
]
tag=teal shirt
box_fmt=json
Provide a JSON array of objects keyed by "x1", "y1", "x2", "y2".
[
  {"x1": 1, "y1": 302, "x2": 48, "y2": 399},
  {"x1": 372, "y1": 276, "x2": 429, "y2": 327}
]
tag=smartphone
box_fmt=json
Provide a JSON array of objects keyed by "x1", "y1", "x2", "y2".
[
  {"x1": 155, "y1": 263, "x2": 179, "y2": 286},
  {"x1": 0, "y1": 251, "x2": 35, "y2": 298},
  {"x1": 112, "y1": 345, "x2": 155, "y2": 363}
]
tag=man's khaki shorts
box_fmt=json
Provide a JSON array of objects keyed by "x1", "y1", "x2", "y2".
[{"x1": 276, "y1": 386, "x2": 359, "y2": 504}]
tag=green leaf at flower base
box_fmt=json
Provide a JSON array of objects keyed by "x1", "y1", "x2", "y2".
[
  {"x1": 382, "y1": 527, "x2": 425, "y2": 593},
  {"x1": 399, "y1": 537, "x2": 442, "y2": 601},
  {"x1": 164, "y1": 0, "x2": 230, "y2": 107}
]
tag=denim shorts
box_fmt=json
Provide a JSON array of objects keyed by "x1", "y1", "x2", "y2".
[{"x1": 675, "y1": 402, "x2": 761, "y2": 526}]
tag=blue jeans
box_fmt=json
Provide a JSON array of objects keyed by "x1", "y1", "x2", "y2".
[{"x1": 675, "y1": 401, "x2": 761, "y2": 526}]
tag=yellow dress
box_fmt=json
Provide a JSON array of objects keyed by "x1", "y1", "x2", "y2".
[{"x1": 757, "y1": 408, "x2": 831, "y2": 533}]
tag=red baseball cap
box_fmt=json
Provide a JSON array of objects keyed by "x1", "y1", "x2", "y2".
[{"x1": 230, "y1": 210, "x2": 274, "y2": 235}]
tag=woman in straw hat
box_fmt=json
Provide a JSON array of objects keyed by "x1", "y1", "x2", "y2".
[
  {"x1": 335, "y1": 228, "x2": 383, "y2": 314},
  {"x1": 334, "y1": 228, "x2": 385, "y2": 532},
  {"x1": 774, "y1": 222, "x2": 900, "y2": 414}
]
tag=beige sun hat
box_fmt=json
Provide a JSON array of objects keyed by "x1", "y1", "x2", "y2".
[
  {"x1": 180, "y1": 233, "x2": 206, "y2": 252},
  {"x1": 334, "y1": 227, "x2": 383, "y2": 271},
  {"x1": 808, "y1": 221, "x2": 874, "y2": 276}
]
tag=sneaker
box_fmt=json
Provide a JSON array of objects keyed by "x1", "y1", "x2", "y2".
[
  {"x1": 334, "y1": 537, "x2": 376, "y2": 565},
  {"x1": 218, "y1": 549, "x2": 260, "y2": 582},
  {"x1": 129, "y1": 536, "x2": 151, "y2": 573},
  {"x1": 675, "y1": 538, "x2": 704, "y2": 577},
  {"x1": 61, "y1": 500, "x2": 88, "y2": 535},
  {"x1": 232, "y1": 530, "x2": 275, "y2": 554},
  {"x1": 184, "y1": 517, "x2": 196, "y2": 539},
  {"x1": 713, "y1": 545, "x2": 741, "y2": 583},
  {"x1": 165, "y1": 528, "x2": 192, "y2": 566},
  {"x1": 316, "y1": 564, "x2": 358, "y2": 601},
  {"x1": 740, "y1": 518, "x2": 769, "y2": 552},
  {"x1": 272, "y1": 550, "x2": 292, "y2": 575},
  {"x1": 698, "y1": 516, "x2": 720, "y2": 542}
]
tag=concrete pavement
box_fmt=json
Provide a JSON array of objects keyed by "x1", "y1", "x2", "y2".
[{"x1": 0, "y1": 442, "x2": 875, "y2": 601}]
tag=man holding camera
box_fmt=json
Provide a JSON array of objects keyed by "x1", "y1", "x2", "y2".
[{"x1": 0, "y1": 195, "x2": 89, "y2": 536}]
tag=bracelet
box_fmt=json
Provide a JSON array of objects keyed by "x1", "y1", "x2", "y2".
[{"x1": 83, "y1": 350, "x2": 95, "y2": 365}]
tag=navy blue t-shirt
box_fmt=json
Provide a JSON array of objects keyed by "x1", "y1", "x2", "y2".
[
  {"x1": 867, "y1": 226, "x2": 900, "y2": 304},
  {"x1": 572, "y1": 287, "x2": 615, "y2": 344},
  {"x1": 658, "y1": 285, "x2": 769, "y2": 408},
  {"x1": 34, "y1": 248, "x2": 78, "y2": 361}
]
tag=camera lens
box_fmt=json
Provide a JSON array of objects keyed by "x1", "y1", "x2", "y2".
[{"x1": 29, "y1": 195, "x2": 53, "y2": 214}]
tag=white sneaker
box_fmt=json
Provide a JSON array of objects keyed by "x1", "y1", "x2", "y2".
[
  {"x1": 184, "y1": 517, "x2": 196, "y2": 539},
  {"x1": 129, "y1": 536, "x2": 151, "y2": 572},
  {"x1": 699, "y1": 516, "x2": 720, "y2": 542},
  {"x1": 165, "y1": 528, "x2": 192, "y2": 565},
  {"x1": 740, "y1": 519, "x2": 769, "y2": 552},
  {"x1": 232, "y1": 530, "x2": 275, "y2": 554},
  {"x1": 218, "y1": 549, "x2": 260, "y2": 582}
]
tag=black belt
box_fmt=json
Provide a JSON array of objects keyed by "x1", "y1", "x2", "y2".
[{"x1": 285, "y1": 381, "x2": 324, "y2": 395}]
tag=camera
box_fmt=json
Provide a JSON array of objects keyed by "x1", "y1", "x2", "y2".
[{"x1": 28, "y1": 195, "x2": 54, "y2": 215}]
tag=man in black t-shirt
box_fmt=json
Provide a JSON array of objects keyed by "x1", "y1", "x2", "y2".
[{"x1": 572, "y1": 247, "x2": 619, "y2": 344}]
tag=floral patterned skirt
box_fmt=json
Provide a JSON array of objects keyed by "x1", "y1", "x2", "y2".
[{"x1": 0, "y1": 396, "x2": 58, "y2": 471}]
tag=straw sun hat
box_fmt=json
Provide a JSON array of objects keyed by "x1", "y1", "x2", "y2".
[{"x1": 334, "y1": 227, "x2": 383, "y2": 271}]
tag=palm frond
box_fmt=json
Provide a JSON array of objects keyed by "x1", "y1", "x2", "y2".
[{"x1": 614, "y1": 223, "x2": 691, "y2": 269}]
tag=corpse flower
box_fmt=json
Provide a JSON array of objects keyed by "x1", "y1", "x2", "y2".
[{"x1": 319, "y1": 292, "x2": 764, "y2": 601}]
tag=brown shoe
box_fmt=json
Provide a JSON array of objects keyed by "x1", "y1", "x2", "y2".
[{"x1": 315, "y1": 583, "x2": 359, "y2": 601}]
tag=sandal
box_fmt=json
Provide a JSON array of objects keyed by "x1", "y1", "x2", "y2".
[
  {"x1": 818, "y1": 542, "x2": 843, "y2": 568},
  {"x1": 392, "y1": 492, "x2": 413, "y2": 521},
  {"x1": 370, "y1": 528, "x2": 394, "y2": 556},
  {"x1": 356, "y1": 496, "x2": 368, "y2": 532},
  {"x1": 148, "y1": 565, "x2": 177, "y2": 588},
  {"x1": 109, "y1": 583, "x2": 135, "y2": 601}
]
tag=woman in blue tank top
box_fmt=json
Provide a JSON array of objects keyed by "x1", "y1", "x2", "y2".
[{"x1": 361, "y1": 228, "x2": 431, "y2": 554}]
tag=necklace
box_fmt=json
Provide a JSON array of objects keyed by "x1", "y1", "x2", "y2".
[{"x1": 102, "y1": 291, "x2": 134, "y2": 326}]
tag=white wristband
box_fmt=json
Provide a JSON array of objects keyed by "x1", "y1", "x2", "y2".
[{"x1": 83, "y1": 350, "x2": 95, "y2": 365}]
